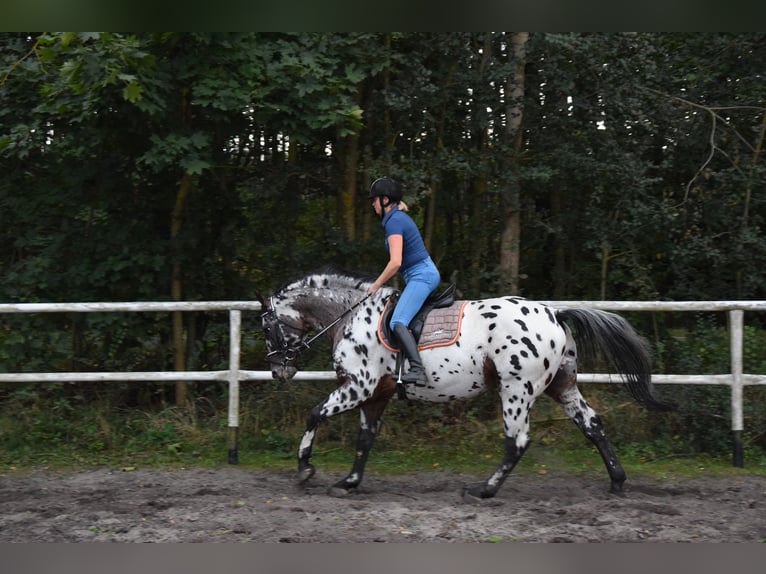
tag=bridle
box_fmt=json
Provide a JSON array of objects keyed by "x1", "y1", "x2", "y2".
[{"x1": 263, "y1": 294, "x2": 370, "y2": 369}]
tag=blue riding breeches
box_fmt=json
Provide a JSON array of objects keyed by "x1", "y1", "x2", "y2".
[{"x1": 390, "y1": 257, "x2": 441, "y2": 330}]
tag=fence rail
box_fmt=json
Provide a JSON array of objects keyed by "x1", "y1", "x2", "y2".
[{"x1": 2, "y1": 300, "x2": 765, "y2": 466}]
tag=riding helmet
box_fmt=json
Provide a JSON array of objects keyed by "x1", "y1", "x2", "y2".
[{"x1": 369, "y1": 177, "x2": 403, "y2": 202}]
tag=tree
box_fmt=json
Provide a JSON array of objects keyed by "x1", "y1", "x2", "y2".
[
  {"x1": 498, "y1": 32, "x2": 529, "y2": 294},
  {"x1": 1, "y1": 32, "x2": 366, "y2": 403},
  {"x1": 2, "y1": 31, "x2": 765, "y2": 380}
]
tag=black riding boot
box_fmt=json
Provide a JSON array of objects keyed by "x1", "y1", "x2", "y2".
[{"x1": 393, "y1": 323, "x2": 427, "y2": 385}]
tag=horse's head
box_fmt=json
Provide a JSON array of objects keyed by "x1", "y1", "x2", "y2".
[
  {"x1": 261, "y1": 296, "x2": 304, "y2": 381},
  {"x1": 259, "y1": 270, "x2": 370, "y2": 380}
]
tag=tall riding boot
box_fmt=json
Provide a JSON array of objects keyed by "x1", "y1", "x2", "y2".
[{"x1": 393, "y1": 323, "x2": 428, "y2": 385}]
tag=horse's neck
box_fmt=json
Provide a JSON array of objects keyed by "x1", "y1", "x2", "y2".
[{"x1": 289, "y1": 287, "x2": 361, "y2": 327}]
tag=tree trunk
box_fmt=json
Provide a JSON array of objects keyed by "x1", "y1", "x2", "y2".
[
  {"x1": 499, "y1": 32, "x2": 528, "y2": 295},
  {"x1": 550, "y1": 186, "x2": 567, "y2": 299},
  {"x1": 737, "y1": 108, "x2": 766, "y2": 296},
  {"x1": 337, "y1": 87, "x2": 363, "y2": 241},
  {"x1": 361, "y1": 145, "x2": 373, "y2": 245},
  {"x1": 382, "y1": 33, "x2": 394, "y2": 169},
  {"x1": 600, "y1": 244, "x2": 610, "y2": 301},
  {"x1": 469, "y1": 176, "x2": 487, "y2": 295},
  {"x1": 338, "y1": 134, "x2": 359, "y2": 242},
  {"x1": 171, "y1": 172, "x2": 193, "y2": 406},
  {"x1": 426, "y1": 57, "x2": 457, "y2": 272},
  {"x1": 424, "y1": 176, "x2": 437, "y2": 253},
  {"x1": 742, "y1": 108, "x2": 766, "y2": 228}
]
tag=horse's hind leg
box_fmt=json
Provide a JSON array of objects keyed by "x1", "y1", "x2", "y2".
[
  {"x1": 329, "y1": 377, "x2": 396, "y2": 497},
  {"x1": 462, "y1": 364, "x2": 534, "y2": 501},
  {"x1": 545, "y1": 353, "x2": 627, "y2": 495},
  {"x1": 463, "y1": 435, "x2": 529, "y2": 501}
]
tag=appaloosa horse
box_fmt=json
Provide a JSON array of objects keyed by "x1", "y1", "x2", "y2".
[{"x1": 260, "y1": 268, "x2": 674, "y2": 501}]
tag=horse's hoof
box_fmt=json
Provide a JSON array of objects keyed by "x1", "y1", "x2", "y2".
[
  {"x1": 610, "y1": 483, "x2": 626, "y2": 497},
  {"x1": 461, "y1": 490, "x2": 484, "y2": 504},
  {"x1": 328, "y1": 485, "x2": 352, "y2": 498},
  {"x1": 461, "y1": 485, "x2": 502, "y2": 505},
  {"x1": 298, "y1": 465, "x2": 315, "y2": 484}
]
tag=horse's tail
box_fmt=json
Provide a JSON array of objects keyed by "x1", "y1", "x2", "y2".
[{"x1": 556, "y1": 307, "x2": 677, "y2": 412}]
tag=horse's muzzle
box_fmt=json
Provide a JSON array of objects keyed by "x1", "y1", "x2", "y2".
[{"x1": 271, "y1": 364, "x2": 298, "y2": 381}]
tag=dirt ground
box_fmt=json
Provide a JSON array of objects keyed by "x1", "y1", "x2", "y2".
[{"x1": 0, "y1": 465, "x2": 763, "y2": 542}]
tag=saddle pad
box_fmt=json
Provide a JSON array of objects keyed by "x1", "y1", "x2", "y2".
[{"x1": 377, "y1": 300, "x2": 467, "y2": 353}]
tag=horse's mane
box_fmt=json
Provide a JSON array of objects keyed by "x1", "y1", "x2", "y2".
[{"x1": 277, "y1": 265, "x2": 376, "y2": 294}]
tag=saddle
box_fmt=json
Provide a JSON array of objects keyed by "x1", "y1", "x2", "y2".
[{"x1": 377, "y1": 284, "x2": 466, "y2": 352}]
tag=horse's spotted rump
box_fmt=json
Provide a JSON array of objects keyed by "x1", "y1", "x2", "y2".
[
  {"x1": 524, "y1": 381, "x2": 534, "y2": 395},
  {"x1": 520, "y1": 337, "x2": 538, "y2": 357}
]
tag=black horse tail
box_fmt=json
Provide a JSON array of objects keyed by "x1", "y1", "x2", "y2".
[{"x1": 556, "y1": 307, "x2": 677, "y2": 412}]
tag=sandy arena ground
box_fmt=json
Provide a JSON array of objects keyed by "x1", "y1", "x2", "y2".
[{"x1": 1, "y1": 465, "x2": 763, "y2": 542}]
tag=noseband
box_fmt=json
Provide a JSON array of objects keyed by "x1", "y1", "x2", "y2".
[
  {"x1": 263, "y1": 297, "x2": 304, "y2": 368},
  {"x1": 263, "y1": 294, "x2": 370, "y2": 369}
]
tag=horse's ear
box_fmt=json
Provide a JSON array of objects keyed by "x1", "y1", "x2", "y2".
[{"x1": 254, "y1": 289, "x2": 267, "y2": 307}]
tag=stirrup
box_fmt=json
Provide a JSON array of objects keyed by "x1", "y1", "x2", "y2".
[{"x1": 400, "y1": 368, "x2": 427, "y2": 386}]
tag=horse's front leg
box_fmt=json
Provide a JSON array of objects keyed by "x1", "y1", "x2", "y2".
[
  {"x1": 329, "y1": 376, "x2": 396, "y2": 496},
  {"x1": 327, "y1": 411, "x2": 381, "y2": 497},
  {"x1": 296, "y1": 374, "x2": 379, "y2": 486},
  {"x1": 297, "y1": 400, "x2": 328, "y2": 483}
]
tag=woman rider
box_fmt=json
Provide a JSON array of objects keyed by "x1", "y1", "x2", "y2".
[{"x1": 366, "y1": 177, "x2": 441, "y2": 385}]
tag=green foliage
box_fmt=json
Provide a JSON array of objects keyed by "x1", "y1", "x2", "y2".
[
  {"x1": 1, "y1": 32, "x2": 766, "y2": 468},
  {"x1": 2, "y1": 386, "x2": 764, "y2": 474},
  {"x1": 3, "y1": 31, "x2": 764, "y2": 302},
  {"x1": 648, "y1": 316, "x2": 766, "y2": 453}
]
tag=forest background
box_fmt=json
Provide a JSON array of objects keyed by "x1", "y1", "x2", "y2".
[{"x1": 1, "y1": 32, "x2": 765, "y2": 469}]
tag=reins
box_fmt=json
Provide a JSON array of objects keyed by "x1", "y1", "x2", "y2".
[{"x1": 265, "y1": 294, "x2": 370, "y2": 366}]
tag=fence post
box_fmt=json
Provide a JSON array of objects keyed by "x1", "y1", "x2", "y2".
[
  {"x1": 729, "y1": 310, "x2": 744, "y2": 468},
  {"x1": 227, "y1": 310, "x2": 241, "y2": 464}
]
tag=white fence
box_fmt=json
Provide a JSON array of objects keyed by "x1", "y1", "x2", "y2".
[{"x1": 2, "y1": 300, "x2": 766, "y2": 466}]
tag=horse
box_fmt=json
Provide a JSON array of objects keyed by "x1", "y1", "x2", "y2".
[{"x1": 259, "y1": 268, "x2": 675, "y2": 501}]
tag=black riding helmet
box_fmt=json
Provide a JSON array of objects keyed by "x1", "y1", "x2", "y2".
[{"x1": 369, "y1": 177, "x2": 403, "y2": 203}]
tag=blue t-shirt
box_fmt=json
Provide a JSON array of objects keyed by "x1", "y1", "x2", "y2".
[{"x1": 381, "y1": 206, "x2": 430, "y2": 272}]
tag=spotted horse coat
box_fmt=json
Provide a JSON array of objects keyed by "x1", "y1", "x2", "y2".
[{"x1": 260, "y1": 269, "x2": 675, "y2": 501}]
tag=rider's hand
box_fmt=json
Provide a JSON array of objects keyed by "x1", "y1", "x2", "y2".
[{"x1": 367, "y1": 283, "x2": 379, "y2": 296}]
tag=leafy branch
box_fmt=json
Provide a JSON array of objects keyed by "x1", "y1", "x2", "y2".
[
  {"x1": 0, "y1": 36, "x2": 41, "y2": 88},
  {"x1": 644, "y1": 87, "x2": 765, "y2": 204}
]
